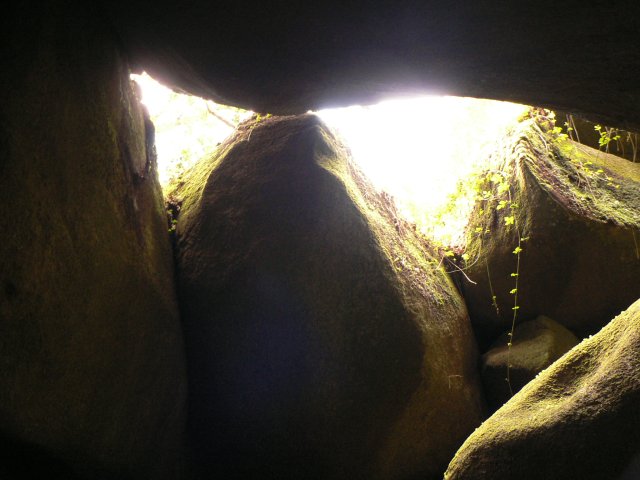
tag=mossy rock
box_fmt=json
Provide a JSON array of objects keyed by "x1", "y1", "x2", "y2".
[
  {"x1": 171, "y1": 114, "x2": 485, "y2": 479},
  {"x1": 445, "y1": 298, "x2": 640, "y2": 480},
  {"x1": 554, "y1": 111, "x2": 640, "y2": 163},
  {"x1": 461, "y1": 119, "x2": 640, "y2": 345},
  {"x1": 0, "y1": 5, "x2": 186, "y2": 478}
]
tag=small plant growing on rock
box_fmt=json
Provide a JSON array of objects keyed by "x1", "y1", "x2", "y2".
[
  {"x1": 468, "y1": 166, "x2": 527, "y2": 396},
  {"x1": 166, "y1": 194, "x2": 182, "y2": 234}
]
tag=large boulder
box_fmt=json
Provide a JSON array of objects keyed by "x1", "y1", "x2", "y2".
[
  {"x1": 445, "y1": 298, "x2": 640, "y2": 480},
  {"x1": 171, "y1": 114, "x2": 485, "y2": 479},
  {"x1": 0, "y1": 4, "x2": 186, "y2": 479},
  {"x1": 461, "y1": 117, "x2": 640, "y2": 345},
  {"x1": 481, "y1": 315, "x2": 579, "y2": 411}
]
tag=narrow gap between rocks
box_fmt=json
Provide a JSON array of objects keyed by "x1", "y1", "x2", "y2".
[
  {"x1": 132, "y1": 72, "x2": 640, "y2": 475},
  {"x1": 132, "y1": 72, "x2": 529, "y2": 246},
  {"x1": 132, "y1": 71, "x2": 639, "y2": 273}
]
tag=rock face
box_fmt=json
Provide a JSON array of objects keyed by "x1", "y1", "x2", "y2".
[
  {"x1": 445, "y1": 298, "x2": 640, "y2": 480},
  {"x1": 481, "y1": 315, "x2": 579, "y2": 411},
  {"x1": 96, "y1": 0, "x2": 640, "y2": 131},
  {"x1": 171, "y1": 114, "x2": 485, "y2": 479},
  {"x1": 461, "y1": 118, "x2": 640, "y2": 345},
  {"x1": 0, "y1": 4, "x2": 186, "y2": 479}
]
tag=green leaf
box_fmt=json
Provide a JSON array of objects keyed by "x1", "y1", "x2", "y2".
[
  {"x1": 510, "y1": 273, "x2": 519, "y2": 277},
  {"x1": 504, "y1": 216, "x2": 515, "y2": 226},
  {"x1": 490, "y1": 173, "x2": 503, "y2": 184},
  {"x1": 497, "y1": 183, "x2": 510, "y2": 194},
  {"x1": 513, "y1": 246, "x2": 523, "y2": 254},
  {"x1": 510, "y1": 288, "x2": 517, "y2": 294}
]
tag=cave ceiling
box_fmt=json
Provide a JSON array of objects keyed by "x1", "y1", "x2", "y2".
[{"x1": 19, "y1": 1, "x2": 640, "y2": 129}]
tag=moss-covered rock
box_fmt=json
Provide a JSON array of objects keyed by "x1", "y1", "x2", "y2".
[
  {"x1": 554, "y1": 111, "x2": 640, "y2": 163},
  {"x1": 481, "y1": 315, "x2": 579, "y2": 411},
  {"x1": 171, "y1": 114, "x2": 485, "y2": 479},
  {"x1": 445, "y1": 298, "x2": 640, "y2": 480},
  {"x1": 0, "y1": 4, "x2": 186, "y2": 478},
  {"x1": 461, "y1": 119, "x2": 640, "y2": 345}
]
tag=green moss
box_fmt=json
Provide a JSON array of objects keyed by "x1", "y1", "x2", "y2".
[
  {"x1": 523, "y1": 122, "x2": 640, "y2": 227},
  {"x1": 463, "y1": 118, "x2": 640, "y2": 265}
]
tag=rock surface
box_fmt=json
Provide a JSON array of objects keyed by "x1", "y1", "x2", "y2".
[
  {"x1": 445, "y1": 298, "x2": 640, "y2": 480},
  {"x1": 481, "y1": 315, "x2": 579, "y2": 411},
  {"x1": 461, "y1": 118, "x2": 640, "y2": 345},
  {"x1": 171, "y1": 114, "x2": 485, "y2": 479},
  {"x1": 554, "y1": 111, "x2": 640, "y2": 163},
  {"x1": 95, "y1": 0, "x2": 640, "y2": 130},
  {"x1": 0, "y1": 4, "x2": 187, "y2": 479}
]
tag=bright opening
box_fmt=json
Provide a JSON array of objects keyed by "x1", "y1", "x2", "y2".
[
  {"x1": 132, "y1": 72, "x2": 528, "y2": 244},
  {"x1": 317, "y1": 98, "x2": 528, "y2": 243},
  {"x1": 131, "y1": 72, "x2": 253, "y2": 186}
]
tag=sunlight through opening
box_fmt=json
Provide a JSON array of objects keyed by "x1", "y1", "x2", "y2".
[
  {"x1": 131, "y1": 72, "x2": 253, "y2": 186},
  {"x1": 318, "y1": 97, "x2": 528, "y2": 243},
  {"x1": 132, "y1": 72, "x2": 528, "y2": 244}
]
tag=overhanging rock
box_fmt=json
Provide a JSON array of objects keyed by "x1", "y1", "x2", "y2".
[{"x1": 95, "y1": 1, "x2": 640, "y2": 129}]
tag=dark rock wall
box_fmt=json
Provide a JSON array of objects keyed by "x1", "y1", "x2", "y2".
[
  {"x1": 102, "y1": 0, "x2": 640, "y2": 130},
  {"x1": 0, "y1": 3, "x2": 187, "y2": 478}
]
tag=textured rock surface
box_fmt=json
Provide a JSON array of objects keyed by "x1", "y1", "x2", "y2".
[
  {"x1": 97, "y1": 0, "x2": 640, "y2": 130},
  {"x1": 554, "y1": 111, "x2": 640, "y2": 163},
  {"x1": 0, "y1": 4, "x2": 187, "y2": 479},
  {"x1": 481, "y1": 315, "x2": 579, "y2": 411},
  {"x1": 461, "y1": 118, "x2": 640, "y2": 345},
  {"x1": 445, "y1": 298, "x2": 640, "y2": 480},
  {"x1": 171, "y1": 114, "x2": 485, "y2": 479}
]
